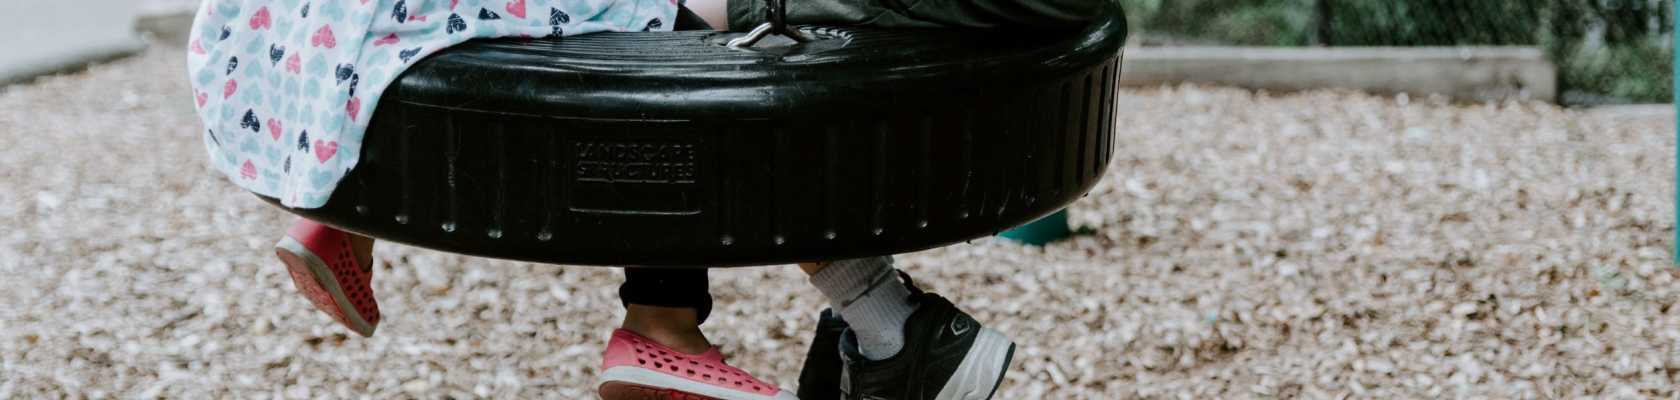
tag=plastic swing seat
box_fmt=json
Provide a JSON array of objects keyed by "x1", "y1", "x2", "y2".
[{"x1": 258, "y1": 4, "x2": 1128, "y2": 267}]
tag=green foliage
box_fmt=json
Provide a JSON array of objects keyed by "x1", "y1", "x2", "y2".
[
  {"x1": 1321, "y1": 1, "x2": 1541, "y2": 46},
  {"x1": 1117, "y1": 0, "x2": 1675, "y2": 103},
  {"x1": 1133, "y1": 0, "x2": 1315, "y2": 46},
  {"x1": 1560, "y1": 39, "x2": 1674, "y2": 104}
]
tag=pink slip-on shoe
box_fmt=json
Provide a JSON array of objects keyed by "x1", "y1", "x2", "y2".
[
  {"x1": 598, "y1": 329, "x2": 796, "y2": 400},
  {"x1": 274, "y1": 218, "x2": 379, "y2": 337}
]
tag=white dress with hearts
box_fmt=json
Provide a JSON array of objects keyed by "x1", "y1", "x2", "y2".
[{"x1": 188, "y1": 0, "x2": 678, "y2": 208}]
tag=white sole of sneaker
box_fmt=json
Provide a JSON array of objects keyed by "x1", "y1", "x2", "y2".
[
  {"x1": 276, "y1": 236, "x2": 377, "y2": 337},
  {"x1": 597, "y1": 366, "x2": 794, "y2": 400},
  {"x1": 935, "y1": 327, "x2": 1016, "y2": 400}
]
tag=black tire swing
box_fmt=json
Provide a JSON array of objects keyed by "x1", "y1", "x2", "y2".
[{"x1": 260, "y1": 1, "x2": 1127, "y2": 267}]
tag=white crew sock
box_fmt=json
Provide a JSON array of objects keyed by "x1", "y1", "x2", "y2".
[{"x1": 808, "y1": 256, "x2": 918, "y2": 360}]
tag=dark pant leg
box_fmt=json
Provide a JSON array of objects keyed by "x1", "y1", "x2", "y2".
[{"x1": 620, "y1": 267, "x2": 713, "y2": 324}]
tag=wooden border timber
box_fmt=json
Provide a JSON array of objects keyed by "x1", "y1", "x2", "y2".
[{"x1": 1119, "y1": 46, "x2": 1558, "y2": 103}]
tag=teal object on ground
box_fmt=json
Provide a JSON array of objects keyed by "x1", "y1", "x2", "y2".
[{"x1": 999, "y1": 209, "x2": 1071, "y2": 246}]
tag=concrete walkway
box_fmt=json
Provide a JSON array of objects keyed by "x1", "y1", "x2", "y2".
[{"x1": 0, "y1": 2, "x2": 145, "y2": 85}]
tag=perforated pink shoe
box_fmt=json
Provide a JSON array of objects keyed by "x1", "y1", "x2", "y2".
[
  {"x1": 598, "y1": 329, "x2": 796, "y2": 400},
  {"x1": 274, "y1": 219, "x2": 379, "y2": 337}
]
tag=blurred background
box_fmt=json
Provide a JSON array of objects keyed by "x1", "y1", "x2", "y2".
[
  {"x1": 6, "y1": 0, "x2": 1675, "y2": 106},
  {"x1": 1120, "y1": 0, "x2": 1674, "y2": 105}
]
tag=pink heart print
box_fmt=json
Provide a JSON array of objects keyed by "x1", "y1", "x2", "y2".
[
  {"x1": 267, "y1": 119, "x2": 283, "y2": 140},
  {"x1": 196, "y1": 92, "x2": 208, "y2": 108},
  {"x1": 311, "y1": 25, "x2": 336, "y2": 49},
  {"x1": 249, "y1": 7, "x2": 272, "y2": 30},
  {"x1": 507, "y1": 0, "x2": 527, "y2": 18},
  {"x1": 223, "y1": 79, "x2": 238, "y2": 99},
  {"x1": 346, "y1": 97, "x2": 362, "y2": 121},
  {"x1": 314, "y1": 140, "x2": 339, "y2": 163},
  {"x1": 241, "y1": 160, "x2": 258, "y2": 180},
  {"x1": 374, "y1": 33, "x2": 400, "y2": 46},
  {"x1": 285, "y1": 54, "x2": 302, "y2": 74}
]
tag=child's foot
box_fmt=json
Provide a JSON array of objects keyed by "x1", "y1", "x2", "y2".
[
  {"x1": 834, "y1": 274, "x2": 1017, "y2": 400},
  {"x1": 598, "y1": 329, "x2": 796, "y2": 400},
  {"x1": 274, "y1": 219, "x2": 379, "y2": 337}
]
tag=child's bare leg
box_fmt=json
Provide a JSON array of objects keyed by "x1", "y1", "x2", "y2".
[
  {"x1": 347, "y1": 232, "x2": 375, "y2": 270},
  {"x1": 621, "y1": 304, "x2": 712, "y2": 354},
  {"x1": 798, "y1": 262, "x2": 823, "y2": 275},
  {"x1": 616, "y1": 267, "x2": 714, "y2": 354}
]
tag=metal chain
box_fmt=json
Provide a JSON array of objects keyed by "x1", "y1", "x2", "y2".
[{"x1": 727, "y1": 0, "x2": 813, "y2": 47}]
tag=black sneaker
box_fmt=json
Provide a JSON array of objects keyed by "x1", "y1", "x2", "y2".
[
  {"x1": 836, "y1": 273, "x2": 1017, "y2": 400},
  {"x1": 796, "y1": 308, "x2": 849, "y2": 400}
]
